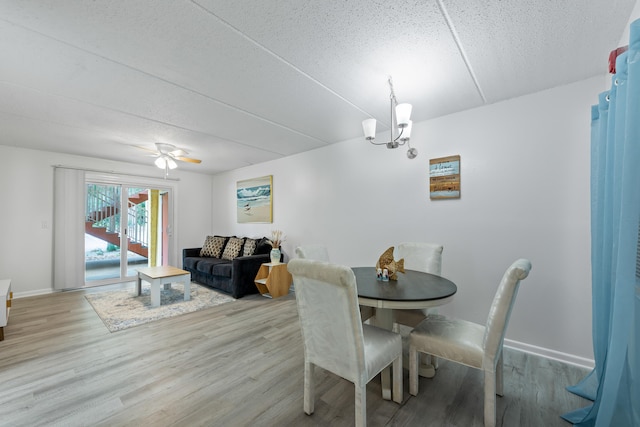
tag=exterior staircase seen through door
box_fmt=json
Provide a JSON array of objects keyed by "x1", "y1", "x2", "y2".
[{"x1": 85, "y1": 188, "x2": 149, "y2": 258}]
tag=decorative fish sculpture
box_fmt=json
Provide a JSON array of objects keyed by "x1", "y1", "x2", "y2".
[{"x1": 376, "y1": 246, "x2": 405, "y2": 280}]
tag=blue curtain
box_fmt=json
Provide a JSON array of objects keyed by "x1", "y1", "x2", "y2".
[{"x1": 562, "y1": 18, "x2": 640, "y2": 427}]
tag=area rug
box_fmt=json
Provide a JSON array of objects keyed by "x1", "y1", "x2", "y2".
[{"x1": 85, "y1": 283, "x2": 235, "y2": 332}]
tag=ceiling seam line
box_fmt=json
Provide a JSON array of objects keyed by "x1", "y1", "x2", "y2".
[
  {"x1": 0, "y1": 82, "x2": 293, "y2": 156},
  {"x1": 0, "y1": 17, "x2": 329, "y2": 146},
  {"x1": 436, "y1": 0, "x2": 487, "y2": 104},
  {"x1": 189, "y1": 0, "x2": 377, "y2": 120},
  {"x1": 0, "y1": 108, "x2": 286, "y2": 158}
]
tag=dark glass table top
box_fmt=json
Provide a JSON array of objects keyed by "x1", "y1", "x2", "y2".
[{"x1": 353, "y1": 266, "x2": 457, "y2": 303}]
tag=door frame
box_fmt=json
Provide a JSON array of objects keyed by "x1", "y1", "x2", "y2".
[{"x1": 84, "y1": 172, "x2": 178, "y2": 287}]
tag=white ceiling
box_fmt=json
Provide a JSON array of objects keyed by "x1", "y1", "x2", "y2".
[{"x1": 0, "y1": 1, "x2": 635, "y2": 175}]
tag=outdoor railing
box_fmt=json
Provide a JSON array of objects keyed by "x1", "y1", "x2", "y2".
[{"x1": 86, "y1": 185, "x2": 149, "y2": 249}]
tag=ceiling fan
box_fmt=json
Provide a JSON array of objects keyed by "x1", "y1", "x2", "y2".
[{"x1": 137, "y1": 143, "x2": 201, "y2": 177}]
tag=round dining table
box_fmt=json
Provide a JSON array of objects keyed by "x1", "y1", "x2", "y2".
[{"x1": 353, "y1": 266, "x2": 457, "y2": 400}]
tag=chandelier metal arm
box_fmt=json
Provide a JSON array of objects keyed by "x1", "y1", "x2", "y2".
[
  {"x1": 369, "y1": 140, "x2": 391, "y2": 146},
  {"x1": 393, "y1": 127, "x2": 405, "y2": 144}
]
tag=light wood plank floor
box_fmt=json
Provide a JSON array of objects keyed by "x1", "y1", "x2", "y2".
[{"x1": 0, "y1": 285, "x2": 590, "y2": 426}]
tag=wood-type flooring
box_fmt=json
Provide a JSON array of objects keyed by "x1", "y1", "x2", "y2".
[{"x1": 0, "y1": 284, "x2": 591, "y2": 426}]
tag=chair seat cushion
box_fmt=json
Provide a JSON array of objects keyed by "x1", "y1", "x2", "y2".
[
  {"x1": 410, "y1": 314, "x2": 485, "y2": 369},
  {"x1": 362, "y1": 324, "x2": 402, "y2": 382}
]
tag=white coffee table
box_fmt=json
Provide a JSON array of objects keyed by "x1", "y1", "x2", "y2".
[{"x1": 136, "y1": 266, "x2": 191, "y2": 308}]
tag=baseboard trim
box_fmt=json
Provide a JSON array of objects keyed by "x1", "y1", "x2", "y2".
[
  {"x1": 14, "y1": 288, "x2": 55, "y2": 299},
  {"x1": 505, "y1": 338, "x2": 594, "y2": 370}
]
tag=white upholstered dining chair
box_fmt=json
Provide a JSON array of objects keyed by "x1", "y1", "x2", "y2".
[
  {"x1": 287, "y1": 259, "x2": 403, "y2": 427},
  {"x1": 295, "y1": 245, "x2": 375, "y2": 322},
  {"x1": 409, "y1": 258, "x2": 532, "y2": 427},
  {"x1": 393, "y1": 242, "x2": 444, "y2": 328}
]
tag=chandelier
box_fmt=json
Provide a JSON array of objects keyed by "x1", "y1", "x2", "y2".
[{"x1": 362, "y1": 77, "x2": 417, "y2": 159}]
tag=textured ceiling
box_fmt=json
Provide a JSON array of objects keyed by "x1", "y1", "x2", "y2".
[{"x1": 0, "y1": 0, "x2": 635, "y2": 175}]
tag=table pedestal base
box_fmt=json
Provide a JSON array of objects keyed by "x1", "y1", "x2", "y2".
[
  {"x1": 403, "y1": 354, "x2": 436, "y2": 378},
  {"x1": 371, "y1": 309, "x2": 438, "y2": 400}
]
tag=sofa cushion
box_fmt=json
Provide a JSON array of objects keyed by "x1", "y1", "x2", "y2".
[
  {"x1": 222, "y1": 237, "x2": 244, "y2": 260},
  {"x1": 200, "y1": 235, "x2": 228, "y2": 258},
  {"x1": 196, "y1": 257, "x2": 230, "y2": 275},
  {"x1": 212, "y1": 262, "x2": 233, "y2": 277},
  {"x1": 183, "y1": 256, "x2": 204, "y2": 270},
  {"x1": 242, "y1": 238, "x2": 259, "y2": 256}
]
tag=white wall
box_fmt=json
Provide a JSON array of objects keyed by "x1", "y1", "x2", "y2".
[
  {"x1": 211, "y1": 76, "x2": 605, "y2": 365},
  {"x1": 0, "y1": 145, "x2": 213, "y2": 296}
]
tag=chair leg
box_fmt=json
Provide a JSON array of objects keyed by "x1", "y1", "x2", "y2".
[
  {"x1": 409, "y1": 345, "x2": 419, "y2": 396},
  {"x1": 496, "y1": 351, "x2": 504, "y2": 396},
  {"x1": 355, "y1": 381, "x2": 366, "y2": 427},
  {"x1": 484, "y1": 369, "x2": 497, "y2": 427},
  {"x1": 304, "y1": 361, "x2": 315, "y2": 415},
  {"x1": 392, "y1": 355, "x2": 403, "y2": 403}
]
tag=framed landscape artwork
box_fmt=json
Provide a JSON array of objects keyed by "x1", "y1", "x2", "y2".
[
  {"x1": 429, "y1": 155, "x2": 461, "y2": 200},
  {"x1": 237, "y1": 175, "x2": 273, "y2": 223}
]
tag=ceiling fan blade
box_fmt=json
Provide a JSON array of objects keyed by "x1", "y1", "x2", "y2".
[
  {"x1": 175, "y1": 156, "x2": 202, "y2": 164},
  {"x1": 134, "y1": 144, "x2": 161, "y2": 154}
]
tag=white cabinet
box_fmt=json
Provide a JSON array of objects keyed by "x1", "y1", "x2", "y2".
[{"x1": 0, "y1": 279, "x2": 12, "y2": 341}]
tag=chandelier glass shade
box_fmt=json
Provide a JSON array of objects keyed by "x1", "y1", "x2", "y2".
[{"x1": 395, "y1": 103, "x2": 412, "y2": 128}]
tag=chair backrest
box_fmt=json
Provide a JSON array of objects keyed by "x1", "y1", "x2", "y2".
[
  {"x1": 482, "y1": 258, "x2": 532, "y2": 368},
  {"x1": 395, "y1": 242, "x2": 444, "y2": 275},
  {"x1": 288, "y1": 259, "x2": 365, "y2": 382},
  {"x1": 295, "y1": 245, "x2": 330, "y2": 262}
]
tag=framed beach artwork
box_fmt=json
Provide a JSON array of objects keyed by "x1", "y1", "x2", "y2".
[
  {"x1": 237, "y1": 175, "x2": 273, "y2": 223},
  {"x1": 429, "y1": 155, "x2": 461, "y2": 200}
]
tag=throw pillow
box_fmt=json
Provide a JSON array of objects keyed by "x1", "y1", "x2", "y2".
[
  {"x1": 200, "y1": 236, "x2": 228, "y2": 258},
  {"x1": 255, "y1": 237, "x2": 273, "y2": 255},
  {"x1": 222, "y1": 237, "x2": 244, "y2": 260},
  {"x1": 242, "y1": 238, "x2": 258, "y2": 256}
]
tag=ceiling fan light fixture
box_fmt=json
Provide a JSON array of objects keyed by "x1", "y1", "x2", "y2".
[
  {"x1": 139, "y1": 142, "x2": 201, "y2": 176},
  {"x1": 154, "y1": 157, "x2": 167, "y2": 169}
]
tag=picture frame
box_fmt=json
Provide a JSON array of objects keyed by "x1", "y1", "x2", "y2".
[
  {"x1": 237, "y1": 175, "x2": 273, "y2": 223},
  {"x1": 429, "y1": 155, "x2": 460, "y2": 200}
]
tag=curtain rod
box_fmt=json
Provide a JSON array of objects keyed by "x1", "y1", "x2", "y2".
[{"x1": 52, "y1": 164, "x2": 180, "y2": 181}]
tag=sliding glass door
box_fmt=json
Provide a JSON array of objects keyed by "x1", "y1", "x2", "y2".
[{"x1": 84, "y1": 182, "x2": 171, "y2": 286}]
